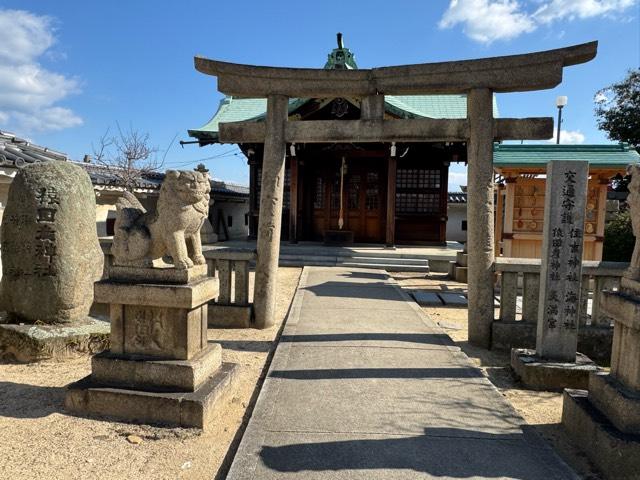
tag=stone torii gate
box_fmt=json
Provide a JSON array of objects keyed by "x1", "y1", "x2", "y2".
[{"x1": 194, "y1": 41, "x2": 597, "y2": 348}]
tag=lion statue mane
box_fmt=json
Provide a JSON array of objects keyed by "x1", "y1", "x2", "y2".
[{"x1": 112, "y1": 169, "x2": 211, "y2": 269}]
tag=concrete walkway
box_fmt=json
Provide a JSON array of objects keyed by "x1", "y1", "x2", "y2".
[{"x1": 227, "y1": 267, "x2": 579, "y2": 480}]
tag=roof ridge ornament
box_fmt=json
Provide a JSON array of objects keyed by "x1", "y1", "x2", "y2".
[{"x1": 324, "y1": 32, "x2": 358, "y2": 70}]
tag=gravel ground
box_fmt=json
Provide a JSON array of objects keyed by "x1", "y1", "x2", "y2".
[
  {"x1": 393, "y1": 272, "x2": 603, "y2": 480},
  {"x1": 0, "y1": 267, "x2": 302, "y2": 480}
]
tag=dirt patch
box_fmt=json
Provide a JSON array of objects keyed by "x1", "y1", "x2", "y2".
[
  {"x1": 0, "y1": 267, "x2": 302, "y2": 480},
  {"x1": 394, "y1": 272, "x2": 603, "y2": 480}
]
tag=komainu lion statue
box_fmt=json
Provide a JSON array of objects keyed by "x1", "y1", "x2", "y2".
[{"x1": 112, "y1": 170, "x2": 211, "y2": 269}]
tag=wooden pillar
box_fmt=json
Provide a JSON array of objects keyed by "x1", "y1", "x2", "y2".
[
  {"x1": 466, "y1": 88, "x2": 495, "y2": 349},
  {"x1": 254, "y1": 94, "x2": 288, "y2": 328},
  {"x1": 289, "y1": 156, "x2": 298, "y2": 243},
  {"x1": 386, "y1": 155, "x2": 397, "y2": 247},
  {"x1": 495, "y1": 184, "x2": 505, "y2": 256},
  {"x1": 503, "y1": 177, "x2": 517, "y2": 257}
]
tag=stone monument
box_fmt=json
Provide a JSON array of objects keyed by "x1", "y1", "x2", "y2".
[
  {"x1": 66, "y1": 170, "x2": 237, "y2": 429},
  {"x1": 0, "y1": 162, "x2": 108, "y2": 362},
  {"x1": 511, "y1": 160, "x2": 599, "y2": 390},
  {"x1": 562, "y1": 163, "x2": 640, "y2": 478}
]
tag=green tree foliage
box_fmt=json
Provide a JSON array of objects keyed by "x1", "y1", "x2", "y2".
[
  {"x1": 595, "y1": 69, "x2": 640, "y2": 151},
  {"x1": 603, "y1": 211, "x2": 635, "y2": 262}
]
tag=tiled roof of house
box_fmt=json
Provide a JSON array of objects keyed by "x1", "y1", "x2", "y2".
[
  {"x1": 448, "y1": 192, "x2": 467, "y2": 204},
  {"x1": 0, "y1": 131, "x2": 68, "y2": 167},
  {"x1": 78, "y1": 162, "x2": 249, "y2": 197},
  {"x1": 493, "y1": 143, "x2": 639, "y2": 168}
]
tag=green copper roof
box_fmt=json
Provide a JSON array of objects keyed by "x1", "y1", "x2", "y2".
[
  {"x1": 188, "y1": 95, "x2": 499, "y2": 143},
  {"x1": 493, "y1": 143, "x2": 639, "y2": 168}
]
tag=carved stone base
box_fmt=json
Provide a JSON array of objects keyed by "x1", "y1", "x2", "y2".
[
  {"x1": 65, "y1": 362, "x2": 238, "y2": 429},
  {"x1": 0, "y1": 317, "x2": 110, "y2": 363},
  {"x1": 94, "y1": 277, "x2": 218, "y2": 360},
  {"x1": 91, "y1": 343, "x2": 222, "y2": 392},
  {"x1": 510, "y1": 348, "x2": 599, "y2": 391},
  {"x1": 562, "y1": 388, "x2": 640, "y2": 480}
]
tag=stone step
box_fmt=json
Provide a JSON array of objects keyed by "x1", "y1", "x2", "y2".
[
  {"x1": 280, "y1": 254, "x2": 429, "y2": 266},
  {"x1": 278, "y1": 247, "x2": 432, "y2": 260},
  {"x1": 340, "y1": 262, "x2": 430, "y2": 272}
]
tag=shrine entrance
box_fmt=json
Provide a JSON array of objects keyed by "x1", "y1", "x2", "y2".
[
  {"x1": 305, "y1": 155, "x2": 386, "y2": 243},
  {"x1": 192, "y1": 39, "x2": 598, "y2": 349}
]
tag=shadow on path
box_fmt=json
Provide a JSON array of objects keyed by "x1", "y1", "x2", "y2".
[
  {"x1": 260, "y1": 427, "x2": 562, "y2": 479},
  {"x1": 281, "y1": 332, "x2": 456, "y2": 347},
  {"x1": 269, "y1": 367, "x2": 484, "y2": 381}
]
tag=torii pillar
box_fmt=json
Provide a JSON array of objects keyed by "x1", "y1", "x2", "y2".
[{"x1": 253, "y1": 95, "x2": 288, "y2": 328}]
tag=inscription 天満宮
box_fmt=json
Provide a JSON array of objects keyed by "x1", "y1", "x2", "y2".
[{"x1": 536, "y1": 161, "x2": 589, "y2": 362}]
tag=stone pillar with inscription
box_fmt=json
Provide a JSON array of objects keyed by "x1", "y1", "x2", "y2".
[
  {"x1": 562, "y1": 163, "x2": 640, "y2": 479},
  {"x1": 0, "y1": 162, "x2": 108, "y2": 362},
  {"x1": 511, "y1": 160, "x2": 599, "y2": 390},
  {"x1": 66, "y1": 170, "x2": 237, "y2": 429}
]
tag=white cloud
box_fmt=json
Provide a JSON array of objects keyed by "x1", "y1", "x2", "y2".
[
  {"x1": 439, "y1": 0, "x2": 535, "y2": 44},
  {"x1": 0, "y1": 9, "x2": 82, "y2": 133},
  {"x1": 439, "y1": 0, "x2": 638, "y2": 43},
  {"x1": 547, "y1": 129, "x2": 586, "y2": 144},
  {"x1": 533, "y1": 0, "x2": 637, "y2": 23}
]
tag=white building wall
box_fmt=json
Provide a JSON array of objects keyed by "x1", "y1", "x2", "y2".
[{"x1": 447, "y1": 203, "x2": 467, "y2": 243}]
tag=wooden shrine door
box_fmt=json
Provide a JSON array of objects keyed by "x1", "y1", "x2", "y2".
[{"x1": 307, "y1": 158, "x2": 385, "y2": 243}]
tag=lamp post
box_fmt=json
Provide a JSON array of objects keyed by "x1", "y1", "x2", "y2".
[{"x1": 556, "y1": 96, "x2": 568, "y2": 144}]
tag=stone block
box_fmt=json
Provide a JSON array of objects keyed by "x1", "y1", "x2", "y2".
[
  {"x1": 601, "y1": 289, "x2": 640, "y2": 331},
  {"x1": 94, "y1": 277, "x2": 218, "y2": 309},
  {"x1": 589, "y1": 371, "x2": 640, "y2": 435},
  {"x1": 510, "y1": 348, "x2": 599, "y2": 391},
  {"x1": 454, "y1": 266, "x2": 468, "y2": 283},
  {"x1": 412, "y1": 291, "x2": 442, "y2": 307},
  {"x1": 562, "y1": 389, "x2": 640, "y2": 480},
  {"x1": 455, "y1": 251, "x2": 468, "y2": 267},
  {"x1": 447, "y1": 261, "x2": 456, "y2": 279},
  {"x1": 439, "y1": 293, "x2": 468, "y2": 306},
  {"x1": 108, "y1": 263, "x2": 208, "y2": 285},
  {"x1": 208, "y1": 304, "x2": 253, "y2": 328},
  {"x1": 91, "y1": 343, "x2": 222, "y2": 392},
  {"x1": 65, "y1": 362, "x2": 238, "y2": 429},
  {"x1": 109, "y1": 303, "x2": 208, "y2": 360},
  {"x1": 0, "y1": 317, "x2": 109, "y2": 363},
  {"x1": 492, "y1": 322, "x2": 614, "y2": 365}
]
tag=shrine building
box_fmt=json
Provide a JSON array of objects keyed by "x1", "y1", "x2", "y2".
[{"x1": 188, "y1": 38, "x2": 495, "y2": 246}]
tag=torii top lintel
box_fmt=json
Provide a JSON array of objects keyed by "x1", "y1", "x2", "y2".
[{"x1": 194, "y1": 41, "x2": 597, "y2": 98}]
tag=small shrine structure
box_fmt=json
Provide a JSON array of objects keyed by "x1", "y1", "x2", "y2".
[{"x1": 494, "y1": 143, "x2": 638, "y2": 260}]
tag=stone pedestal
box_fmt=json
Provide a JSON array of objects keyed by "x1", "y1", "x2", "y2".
[
  {"x1": 510, "y1": 348, "x2": 597, "y2": 391},
  {"x1": 65, "y1": 266, "x2": 238, "y2": 429},
  {"x1": 562, "y1": 285, "x2": 640, "y2": 479},
  {"x1": 0, "y1": 316, "x2": 110, "y2": 363}
]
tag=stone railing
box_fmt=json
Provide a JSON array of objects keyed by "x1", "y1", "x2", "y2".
[
  {"x1": 492, "y1": 257, "x2": 628, "y2": 362},
  {"x1": 203, "y1": 247, "x2": 257, "y2": 328}
]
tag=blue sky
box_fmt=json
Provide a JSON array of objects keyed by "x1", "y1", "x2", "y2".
[{"x1": 0, "y1": 1, "x2": 638, "y2": 190}]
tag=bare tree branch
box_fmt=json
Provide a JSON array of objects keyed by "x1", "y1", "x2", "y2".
[{"x1": 91, "y1": 124, "x2": 160, "y2": 192}]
